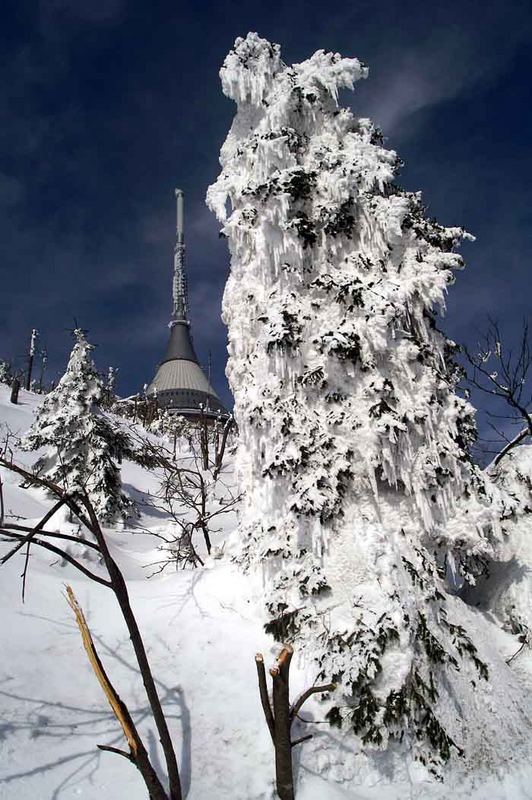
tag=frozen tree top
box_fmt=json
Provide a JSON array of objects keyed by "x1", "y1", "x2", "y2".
[{"x1": 220, "y1": 32, "x2": 368, "y2": 106}]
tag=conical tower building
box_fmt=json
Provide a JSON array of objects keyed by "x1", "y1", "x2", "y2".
[{"x1": 147, "y1": 190, "x2": 228, "y2": 420}]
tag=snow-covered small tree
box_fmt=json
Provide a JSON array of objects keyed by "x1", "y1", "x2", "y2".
[
  {"x1": 207, "y1": 33, "x2": 522, "y2": 775},
  {"x1": 23, "y1": 330, "x2": 135, "y2": 523},
  {"x1": 101, "y1": 365, "x2": 118, "y2": 409},
  {"x1": 0, "y1": 359, "x2": 13, "y2": 385}
]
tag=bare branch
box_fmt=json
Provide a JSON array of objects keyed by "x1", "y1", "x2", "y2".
[
  {"x1": 490, "y1": 428, "x2": 531, "y2": 470},
  {"x1": 463, "y1": 319, "x2": 532, "y2": 466},
  {"x1": 213, "y1": 415, "x2": 234, "y2": 480},
  {"x1": 66, "y1": 587, "x2": 171, "y2": 800},
  {"x1": 0, "y1": 529, "x2": 111, "y2": 588},
  {"x1": 0, "y1": 456, "x2": 93, "y2": 530},
  {"x1": 97, "y1": 744, "x2": 133, "y2": 761},
  {"x1": 0, "y1": 472, "x2": 4, "y2": 525},
  {"x1": 1, "y1": 497, "x2": 68, "y2": 564},
  {"x1": 1, "y1": 522, "x2": 101, "y2": 552},
  {"x1": 255, "y1": 653, "x2": 275, "y2": 742},
  {"x1": 291, "y1": 734, "x2": 313, "y2": 747},
  {"x1": 506, "y1": 640, "x2": 527, "y2": 666},
  {"x1": 66, "y1": 585, "x2": 139, "y2": 756},
  {"x1": 289, "y1": 683, "x2": 336, "y2": 721}
]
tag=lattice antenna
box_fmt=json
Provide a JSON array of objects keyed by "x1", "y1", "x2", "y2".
[{"x1": 171, "y1": 189, "x2": 188, "y2": 324}]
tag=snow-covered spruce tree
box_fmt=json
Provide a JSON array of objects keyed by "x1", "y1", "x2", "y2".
[
  {"x1": 0, "y1": 359, "x2": 13, "y2": 385},
  {"x1": 207, "y1": 34, "x2": 505, "y2": 773},
  {"x1": 101, "y1": 365, "x2": 118, "y2": 409},
  {"x1": 23, "y1": 330, "x2": 135, "y2": 523}
]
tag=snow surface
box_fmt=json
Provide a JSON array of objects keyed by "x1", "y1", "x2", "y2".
[
  {"x1": 2, "y1": 387, "x2": 532, "y2": 799},
  {"x1": 464, "y1": 446, "x2": 532, "y2": 638}
]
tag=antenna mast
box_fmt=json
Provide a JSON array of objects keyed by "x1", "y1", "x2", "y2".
[
  {"x1": 26, "y1": 328, "x2": 38, "y2": 390},
  {"x1": 171, "y1": 189, "x2": 188, "y2": 324}
]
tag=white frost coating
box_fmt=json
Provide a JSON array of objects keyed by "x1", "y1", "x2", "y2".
[
  {"x1": 220, "y1": 32, "x2": 283, "y2": 105},
  {"x1": 292, "y1": 49, "x2": 368, "y2": 103},
  {"x1": 207, "y1": 32, "x2": 528, "y2": 779},
  {"x1": 29, "y1": 328, "x2": 38, "y2": 357}
]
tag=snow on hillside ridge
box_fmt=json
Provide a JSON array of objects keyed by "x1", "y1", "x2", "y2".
[
  {"x1": 1, "y1": 390, "x2": 532, "y2": 798},
  {"x1": 464, "y1": 446, "x2": 532, "y2": 638}
]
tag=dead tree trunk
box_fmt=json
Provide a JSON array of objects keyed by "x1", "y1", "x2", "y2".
[
  {"x1": 80, "y1": 496, "x2": 182, "y2": 800},
  {"x1": 271, "y1": 647, "x2": 295, "y2": 800},
  {"x1": 10, "y1": 378, "x2": 20, "y2": 405},
  {"x1": 199, "y1": 413, "x2": 209, "y2": 471},
  {"x1": 213, "y1": 415, "x2": 234, "y2": 480},
  {"x1": 255, "y1": 645, "x2": 335, "y2": 800},
  {"x1": 26, "y1": 329, "x2": 37, "y2": 390},
  {"x1": 66, "y1": 586, "x2": 169, "y2": 800}
]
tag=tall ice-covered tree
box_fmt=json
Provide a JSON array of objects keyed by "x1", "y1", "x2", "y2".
[
  {"x1": 207, "y1": 33, "x2": 511, "y2": 773},
  {"x1": 23, "y1": 329, "x2": 134, "y2": 522}
]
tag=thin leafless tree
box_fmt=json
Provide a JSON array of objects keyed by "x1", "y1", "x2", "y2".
[
  {"x1": 463, "y1": 319, "x2": 532, "y2": 468},
  {"x1": 255, "y1": 645, "x2": 335, "y2": 800},
  {"x1": 127, "y1": 417, "x2": 240, "y2": 573},
  {"x1": 0, "y1": 448, "x2": 183, "y2": 800}
]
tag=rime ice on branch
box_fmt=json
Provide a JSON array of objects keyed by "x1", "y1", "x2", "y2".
[{"x1": 208, "y1": 33, "x2": 500, "y2": 772}]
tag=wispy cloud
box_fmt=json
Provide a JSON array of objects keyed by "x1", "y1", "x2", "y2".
[
  {"x1": 343, "y1": 4, "x2": 531, "y2": 136},
  {"x1": 39, "y1": 0, "x2": 125, "y2": 27}
]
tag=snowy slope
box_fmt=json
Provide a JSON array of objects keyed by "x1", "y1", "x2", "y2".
[
  {"x1": 1, "y1": 386, "x2": 532, "y2": 800},
  {"x1": 463, "y1": 446, "x2": 532, "y2": 639}
]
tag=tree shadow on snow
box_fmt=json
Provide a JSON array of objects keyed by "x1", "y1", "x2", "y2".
[
  {"x1": 0, "y1": 626, "x2": 191, "y2": 799},
  {"x1": 291, "y1": 710, "x2": 398, "y2": 788},
  {"x1": 123, "y1": 482, "x2": 170, "y2": 521}
]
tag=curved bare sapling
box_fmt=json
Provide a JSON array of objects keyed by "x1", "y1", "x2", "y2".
[{"x1": 0, "y1": 452, "x2": 183, "y2": 800}]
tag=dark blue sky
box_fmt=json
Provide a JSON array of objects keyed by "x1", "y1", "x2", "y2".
[{"x1": 1, "y1": 0, "x2": 531, "y2": 441}]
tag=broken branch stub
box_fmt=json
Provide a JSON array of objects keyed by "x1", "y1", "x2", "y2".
[{"x1": 255, "y1": 643, "x2": 333, "y2": 800}]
